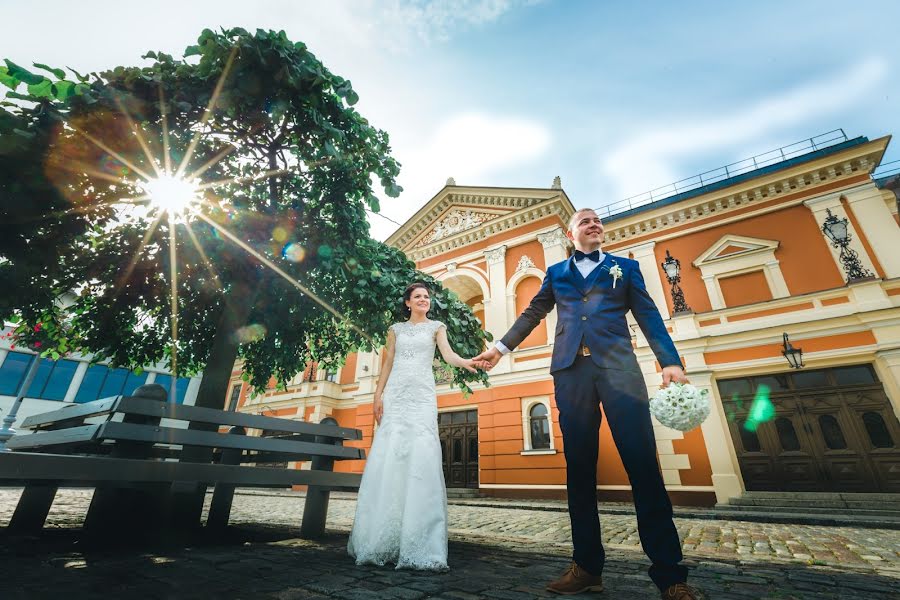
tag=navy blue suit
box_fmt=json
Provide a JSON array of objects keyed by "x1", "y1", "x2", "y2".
[{"x1": 500, "y1": 252, "x2": 687, "y2": 591}]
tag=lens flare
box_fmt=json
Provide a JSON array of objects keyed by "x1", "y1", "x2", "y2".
[
  {"x1": 145, "y1": 175, "x2": 200, "y2": 216},
  {"x1": 744, "y1": 385, "x2": 775, "y2": 432},
  {"x1": 234, "y1": 323, "x2": 268, "y2": 343},
  {"x1": 282, "y1": 243, "x2": 306, "y2": 263}
]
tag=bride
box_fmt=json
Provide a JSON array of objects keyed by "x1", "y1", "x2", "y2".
[{"x1": 347, "y1": 282, "x2": 485, "y2": 570}]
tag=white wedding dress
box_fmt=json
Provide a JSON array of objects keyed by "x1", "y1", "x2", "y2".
[{"x1": 347, "y1": 320, "x2": 449, "y2": 570}]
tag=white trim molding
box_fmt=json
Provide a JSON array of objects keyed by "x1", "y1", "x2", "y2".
[
  {"x1": 520, "y1": 395, "x2": 555, "y2": 452},
  {"x1": 694, "y1": 234, "x2": 789, "y2": 310}
]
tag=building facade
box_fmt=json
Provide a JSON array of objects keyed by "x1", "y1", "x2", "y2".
[
  {"x1": 0, "y1": 343, "x2": 200, "y2": 422},
  {"x1": 231, "y1": 133, "x2": 900, "y2": 506}
]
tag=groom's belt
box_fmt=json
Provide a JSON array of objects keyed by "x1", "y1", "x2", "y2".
[{"x1": 579, "y1": 344, "x2": 591, "y2": 357}]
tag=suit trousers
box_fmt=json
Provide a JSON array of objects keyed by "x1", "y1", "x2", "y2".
[{"x1": 553, "y1": 354, "x2": 687, "y2": 591}]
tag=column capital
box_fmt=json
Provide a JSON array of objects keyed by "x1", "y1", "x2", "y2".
[
  {"x1": 624, "y1": 240, "x2": 657, "y2": 259},
  {"x1": 537, "y1": 227, "x2": 569, "y2": 250},
  {"x1": 485, "y1": 245, "x2": 507, "y2": 265},
  {"x1": 803, "y1": 192, "x2": 844, "y2": 211}
]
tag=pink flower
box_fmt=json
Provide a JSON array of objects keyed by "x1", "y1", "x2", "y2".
[{"x1": 33, "y1": 342, "x2": 42, "y2": 348}]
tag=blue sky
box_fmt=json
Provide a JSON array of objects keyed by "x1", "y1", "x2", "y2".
[{"x1": 3, "y1": 0, "x2": 898, "y2": 239}]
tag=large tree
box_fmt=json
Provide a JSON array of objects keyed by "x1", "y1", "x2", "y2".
[{"x1": 0, "y1": 28, "x2": 490, "y2": 407}]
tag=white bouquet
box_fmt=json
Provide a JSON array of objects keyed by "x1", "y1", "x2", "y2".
[{"x1": 649, "y1": 383, "x2": 710, "y2": 432}]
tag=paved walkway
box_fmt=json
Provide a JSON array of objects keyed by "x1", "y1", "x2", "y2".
[{"x1": 2, "y1": 489, "x2": 898, "y2": 599}]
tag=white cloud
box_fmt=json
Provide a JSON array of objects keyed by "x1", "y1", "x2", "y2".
[
  {"x1": 377, "y1": 0, "x2": 542, "y2": 46},
  {"x1": 599, "y1": 56, "x2": 889, "y2": 202},
  {"x1": 368, "y1": 112, "x2": 552, "y2": 240}
]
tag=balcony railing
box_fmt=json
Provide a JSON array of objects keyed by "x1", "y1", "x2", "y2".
[{"x1": 595, "y1": 129, "x2": 850, "y2": 219}]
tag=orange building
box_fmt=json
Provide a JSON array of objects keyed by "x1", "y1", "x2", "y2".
[{"x1": 230, "y1": 132, "x2": 900, "y2": 506}]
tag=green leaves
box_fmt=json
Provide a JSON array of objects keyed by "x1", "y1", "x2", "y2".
[
  {"x1": 0, "y1": 27, "x2": 487, "y2": 403},
  {"x1": 3, "y1": 60, "x2": 44, "y2": 85}
]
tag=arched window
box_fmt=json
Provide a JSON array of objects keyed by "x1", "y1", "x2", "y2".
[
  {"x1": 862, "y1": 412, "x2": 894, "y2": 448},
  {"x1": 529, "y1": 403, "x2": 551, "y2": 450},
  {"x1": 775, "y1": 417, "x2": 801, "y2": 452},
  {"x1": 818, "y1": 415, "x2": 847, "y2": 450}
]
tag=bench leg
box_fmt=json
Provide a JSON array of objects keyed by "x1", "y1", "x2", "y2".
[
  {"x1": 206, "y1": 426, "x2": 245, "y2": 531},
  {"x1": 8, "y1": 485, "x2": 57, "y2": 534},
  {"x1": 300, "y1": 422, "x2": 341, "y2": 539}
]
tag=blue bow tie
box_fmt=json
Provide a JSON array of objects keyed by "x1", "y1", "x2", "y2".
[{"x1": 574, "y1": 250, "x2": 601, "y2": 262}]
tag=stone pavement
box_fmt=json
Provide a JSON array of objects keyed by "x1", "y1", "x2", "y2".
[{"x1": 1, "y1": 489, "x2": 899, "y2": 599}]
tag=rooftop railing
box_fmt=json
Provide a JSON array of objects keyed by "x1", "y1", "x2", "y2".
[
  {"x1": 873, "y1": 159, "x2": 900, "y2": 180},
  {"x1": 595, "y1": 129, "x2": 850, "y2": 219}
]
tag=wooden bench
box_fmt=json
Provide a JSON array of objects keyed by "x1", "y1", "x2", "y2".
[{"x1": 0, "y1": 384, "x2": 364, "y2": 538}]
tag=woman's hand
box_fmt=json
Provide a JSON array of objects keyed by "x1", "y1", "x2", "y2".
[
  {"x1": 460, "y1": 358, "x2": 492, "y2": 373},
  {"x1": 374, "y1": 393, "x2": 384, "y2": 424}
]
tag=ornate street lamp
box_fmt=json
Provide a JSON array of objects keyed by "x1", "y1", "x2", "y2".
[
  {"x1": 661, "y1": 250, "x2": 691, "y2": 314},
  {"x1": 781, "y1": 333, "x2": 804, "y2": 369},
  {"x1": 821, "y1": 208, "x2": 874, "y2": 283}
]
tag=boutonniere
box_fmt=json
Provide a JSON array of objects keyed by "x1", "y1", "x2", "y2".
[{"x1": 608, "y1": 262, "x2": 624, "y2": 288}]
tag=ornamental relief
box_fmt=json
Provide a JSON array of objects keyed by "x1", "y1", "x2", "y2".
[{"x1": 414, "y1": 209, "x2": 498, "y2": 248}]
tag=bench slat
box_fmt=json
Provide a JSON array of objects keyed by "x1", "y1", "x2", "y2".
[
  {"x1": 116, "y1": 397, "x2": 362, "y2": 441},
  {"x1": 0, "y1": 452, "x2": 361, "y2": 489},
  {"x1": 19, "y1": 397, "x2": 121, "y2": 430},
  {"x1": 6, "y1": 424, "x2": 103, "y2": 450},
  {"x1": 96, "y1": 421, "x2": 365, "y2": 460}
]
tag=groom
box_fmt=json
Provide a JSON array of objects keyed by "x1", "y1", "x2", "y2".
[{"x1": 474, "y1": 209, "x2": 698, "y2": 600}]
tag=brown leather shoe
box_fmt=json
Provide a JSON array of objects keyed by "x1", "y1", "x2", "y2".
[
  {"x1": 546, "y1": 562, "x2": 604, "y2": 595},
  {"x1": 661, "y1": 582, "x2": 701, "y2": 600}
]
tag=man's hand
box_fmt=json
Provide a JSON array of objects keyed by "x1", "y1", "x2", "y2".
[
  {"x1": 472, "y1": 347, "x2": 502, "y2": 370},
  {"x1": 661, "y1": 365, "x2": 688, "y2": 388}
]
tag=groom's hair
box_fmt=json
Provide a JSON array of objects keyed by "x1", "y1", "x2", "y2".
[{"x1": 568, "y1": 208, "x2": 599, "y2": 232}]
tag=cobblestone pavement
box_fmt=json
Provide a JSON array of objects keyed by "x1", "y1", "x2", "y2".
[{"x1": 2, "y1": 489, "x2": 899, "y2": 599}]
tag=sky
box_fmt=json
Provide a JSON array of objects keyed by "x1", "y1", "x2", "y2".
[{"x1": 2, "y1": 0, "x2": 899, "y2": 240}]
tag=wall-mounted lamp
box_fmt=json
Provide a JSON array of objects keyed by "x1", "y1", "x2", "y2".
[{"x1": 781, "y1": 333, "x2": 804, "y2": 369}]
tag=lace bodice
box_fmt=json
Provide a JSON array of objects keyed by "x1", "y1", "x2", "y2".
[{"x1": 390, "y1": 320, "x2": 444, "y2": 370}]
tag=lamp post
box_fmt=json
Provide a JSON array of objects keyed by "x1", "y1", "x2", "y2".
[
  {"x1": 821, "y1": 208, "x2": 874, "y2": 283},
  {"x1": 661, "y1": 250, "x2": 691, "y2": 314},
  {"x1": 781, "y1": 333, "x2": 804, "y2": 369}
]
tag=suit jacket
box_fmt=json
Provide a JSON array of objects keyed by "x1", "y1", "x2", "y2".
[{"x1": 500, "y1": 253, "x2": 680, "y2": 374}]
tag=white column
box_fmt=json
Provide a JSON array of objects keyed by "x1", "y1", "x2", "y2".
[
  {"x1": 874, "y1": 349, "x2": 900, "y2": 420},
  {"x1": 627, "y1": 241, "x2": 671, "y2": 319},
  {"x1": 804, "y1": 193, "x2": 878, "y2": 279},
  {"x1": 702, "y1": 275, "x2": 725, "y2": 310},
  {"x1": 844, "y1": 184, "x2": 900, "y2": 278},
  {"x1": 63, "y1": 361, "x2": 89, "y2": 403},
  {"x1": 538, "y1": 228, "x2": 569, "y2": 344},
  {"x1": 184, "y1": 376, "x2": 201, "y2": 406},
  {"x1": 692, "y1": 369, "x2": 745, "y2": 504},
  {"x1": 484, "y1": 245, "x2": 511, "y2": 373}
]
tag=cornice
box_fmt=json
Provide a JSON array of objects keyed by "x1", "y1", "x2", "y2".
[{"x1": 602, "y1": 136, "x2": 890, "y2": 247}]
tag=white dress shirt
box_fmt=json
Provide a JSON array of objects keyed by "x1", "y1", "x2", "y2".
[{"x1": 495, "y1": 252, "x2": 604, "y2": 355}]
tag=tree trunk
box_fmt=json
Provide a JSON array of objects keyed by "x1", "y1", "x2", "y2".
[{"x1": 167, "y1": 273, "x2": 260, "y2": 530}]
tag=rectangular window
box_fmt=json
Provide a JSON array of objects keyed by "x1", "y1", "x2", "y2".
[
  {"x1": 99, "y1": 367, "x2": 129, "y2": 398},
  {"x1": 74, "y1": 364, "x2": 108, "y2": 403},
  {"x1": 0, "y1": 352, "x2": 36, "y2": 396},
  {"x1": 227, "y1": 384, "x2": 242, "y2": 411},
  {"x1": 153, "y1": 374, "x2": 191, "y2": 404},
  {"x1": 33, "y1": 359, "x2": 79, "y2": 401},
  {"x1": 122, "y1": 371, "x2": 148, "y2": 396}
]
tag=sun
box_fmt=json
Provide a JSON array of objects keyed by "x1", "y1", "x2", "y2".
[{"x1": 144, "y1": 175, "x2": 200, "y2": 216}]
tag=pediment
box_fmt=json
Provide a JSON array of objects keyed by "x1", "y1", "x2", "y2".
[
  {"x1": 694, "y1": 234, "x2": 780, "y2": 266},
  {"x1": 386, "y1": 184, "x2": 572, "y2": 254},
  {"x1": 410, "y1": 206, "x2": 510, "y2": 249}
]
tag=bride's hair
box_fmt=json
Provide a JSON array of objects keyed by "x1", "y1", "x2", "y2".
[{"x1": 402, "y1": 282, "x2": 430, "y2": 317}]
